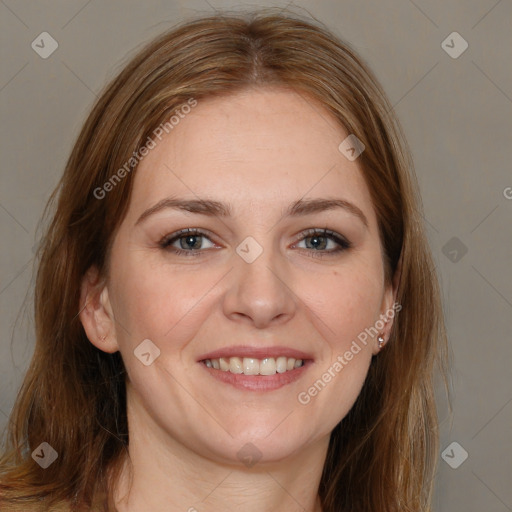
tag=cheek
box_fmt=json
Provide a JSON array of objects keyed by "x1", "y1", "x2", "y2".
[
  {"x1": 295, "y1": 268, "x2": 381, "y2": 426},
  {"x1": 109, "y1": 255, "x2": 220, "y2": 346},
  {"x1": 301, "y1": 263, "x2": 384, "y2": 348}
]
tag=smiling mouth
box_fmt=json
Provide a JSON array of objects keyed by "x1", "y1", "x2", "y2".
[{"x1": 202, "y1": 356, "x2": 305, "y2": 376}]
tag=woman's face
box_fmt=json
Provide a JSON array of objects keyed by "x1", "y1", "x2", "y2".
[{"x1": 83, "y1": 87, "x2": 396, "y2": 466}]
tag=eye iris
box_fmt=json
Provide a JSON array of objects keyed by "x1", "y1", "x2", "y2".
[
  {"x1": 306, "y1": 235, "x2": 327, "y2": 250},
  {"x1": 180, "y1": 235, "x2": 201, "y2": 250}
]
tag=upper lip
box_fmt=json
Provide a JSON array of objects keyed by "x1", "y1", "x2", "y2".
[{"x1": 197, "y1": 345, "x2": 314, "y2": 362}]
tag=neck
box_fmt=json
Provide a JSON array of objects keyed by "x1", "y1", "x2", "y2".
[{"x1": 112, "y1": 387, "x2": 327, "y2": 512}]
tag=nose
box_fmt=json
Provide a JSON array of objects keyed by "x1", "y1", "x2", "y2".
[{"x1": 222, "y1": 242, "x2": 297, "y2": 329}]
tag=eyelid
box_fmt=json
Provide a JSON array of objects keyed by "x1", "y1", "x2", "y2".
[
  {"x1": 159, "y1": 227, "x2": 352, "y2": 256},
  {"x1": 291, "y1": 228, "x2": 352, "y2": 249},
  {"x1": 159, "y1": 228, "x2": 221, "y2": 249}
]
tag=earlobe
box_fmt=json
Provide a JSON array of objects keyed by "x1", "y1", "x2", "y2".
[
  {"x1": 79, "y1": 267, "x2": 119, "y2": 354},
  {"x1": 374, "y1": 288, "x2": 395, "y2": 354},
  {"x1": 375, "y1": 254, "x2": 403, "y2": 353}
]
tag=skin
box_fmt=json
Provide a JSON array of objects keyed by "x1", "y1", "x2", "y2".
[{"x1": 80, "y1": 86, "x2": 398, "y2": 512}]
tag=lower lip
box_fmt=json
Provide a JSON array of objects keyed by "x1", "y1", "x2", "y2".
[{"x1": 200, "y1": 361, "x2": 312, "y2": 391}]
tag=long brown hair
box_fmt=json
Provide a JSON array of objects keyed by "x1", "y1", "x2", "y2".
[{"x1": 0, "y1": 8, "x2": 449, "y2": 511}]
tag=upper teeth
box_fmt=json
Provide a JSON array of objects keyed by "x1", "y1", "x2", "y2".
[{"x1": 203, "y1": 356, "x2": 304, "y2": 375}]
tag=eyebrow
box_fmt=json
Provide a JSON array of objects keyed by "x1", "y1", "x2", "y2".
[{"x1": 135, "y1": 197, "x2": 368, "y2": 228}]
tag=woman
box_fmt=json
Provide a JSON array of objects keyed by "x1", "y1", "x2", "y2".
[{"x1": 0, "y1": 9, "x2": 448, "y2": 512}]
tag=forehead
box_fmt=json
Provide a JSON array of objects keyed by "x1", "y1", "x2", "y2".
[{"x1": 127, "y1": 87, "x2": 376, "y2": 225}]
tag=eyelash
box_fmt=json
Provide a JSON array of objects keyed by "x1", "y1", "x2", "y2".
[{"x1": 158, "y1": 228, "x2": 352, "y2": 259}]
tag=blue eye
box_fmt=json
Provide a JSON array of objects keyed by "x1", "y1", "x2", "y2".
[
  {"x1": 294, "y1": 228, "x2": 352, "y2": 258},
  {"x1": 159, "y1": 227, "x2": 351, "y2": 258},
  {"x1": 159, "y1": 228, "x2": 216, "y2": 256}
]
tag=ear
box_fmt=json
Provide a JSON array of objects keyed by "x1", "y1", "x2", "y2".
[
  {"x1": 79, "y1": 266, "x2": 119, "y2": 354},
  {"x1": 374, "y1": 251, "x2": 403, "y2": 353}
]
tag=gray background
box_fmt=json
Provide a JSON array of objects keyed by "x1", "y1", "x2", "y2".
[{"x1": 1, "y1": 1, "x2": 511, "y2": 510}]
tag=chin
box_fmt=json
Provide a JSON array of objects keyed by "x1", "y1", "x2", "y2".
[{"x1": 200, "y1": 423, "x2": 316, "y2": 467}]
